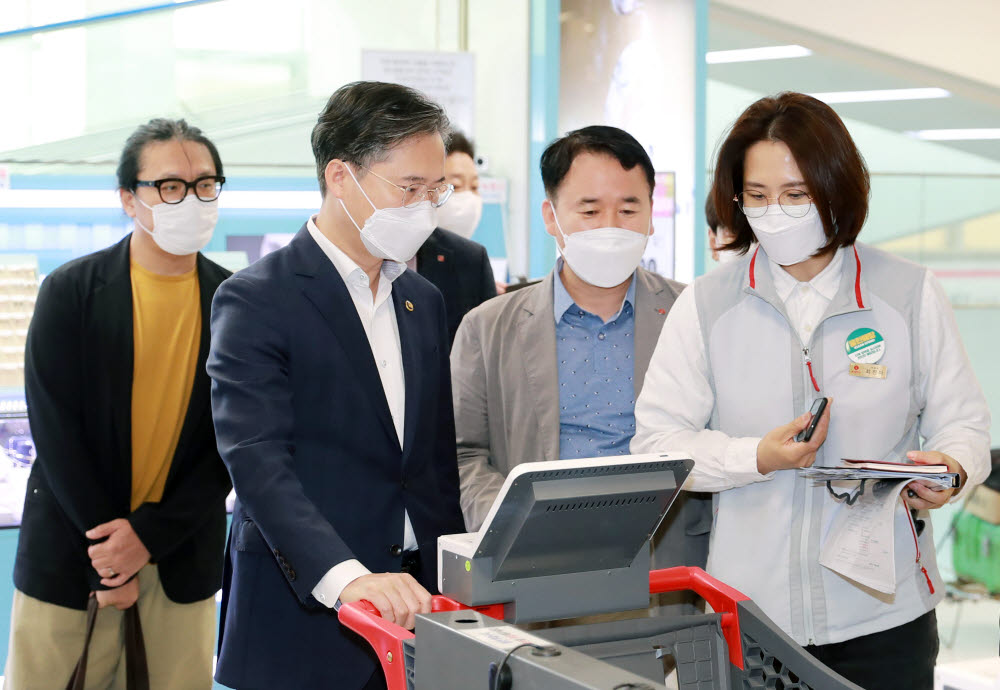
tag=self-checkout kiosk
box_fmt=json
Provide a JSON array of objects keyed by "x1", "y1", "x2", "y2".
[{"x1": 340, "y1": 453, "x2": 861, "y2": 690}]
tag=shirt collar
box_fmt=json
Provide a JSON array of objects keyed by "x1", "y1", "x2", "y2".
[
  {"x1": 307, "y1": 215, "x2": 406, "y2": 287},
  {"x1": 552, "y1": 258, "x2": 637, "y2": 324},
  {"x1": 769, "y1": 246, "x2": 845, "y2": 303}
]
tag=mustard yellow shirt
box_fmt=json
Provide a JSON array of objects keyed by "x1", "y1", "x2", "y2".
[{"x1": 129, "y1": 260, "x2": 201, "y2": 511}]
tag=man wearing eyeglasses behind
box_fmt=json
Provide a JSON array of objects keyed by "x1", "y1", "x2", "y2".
[
  {"x1": 410, "y1": 130, "x2": 498, "y2": 346},
  {"x1": 5, "y1": 118, "x2": 233, "y2": 689},
  {"x1": 208, "y1": 81, "x2": 465, "y2": 690}
]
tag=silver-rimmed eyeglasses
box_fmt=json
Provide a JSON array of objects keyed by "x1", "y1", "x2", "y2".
[
  {"x1": 734, "y1": 189, "x2": 813, "y2": 218},
  {"x1": 361, "y1": 166, "x2": 454, "y2": 208}
]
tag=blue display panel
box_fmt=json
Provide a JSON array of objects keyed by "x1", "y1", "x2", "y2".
[{"x1": 1, "y1": 174, "x2": 509, "y2": 276}]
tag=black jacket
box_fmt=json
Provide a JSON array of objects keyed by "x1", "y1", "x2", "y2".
[
  {"x1": 14, "y1": 234, "x2": 232, "y2": 610},
  {"x1": 415, "y1": 228, "x2": 496, "y2": 345}
]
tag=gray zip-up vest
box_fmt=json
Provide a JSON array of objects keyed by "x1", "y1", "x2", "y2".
[{"x1": 693, "y1": 242, "x2": 942, "y2": 646}]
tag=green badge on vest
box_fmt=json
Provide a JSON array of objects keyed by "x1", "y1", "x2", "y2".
[{"x1": 845, "y1": 328, "x2": 885, "y2": 364}]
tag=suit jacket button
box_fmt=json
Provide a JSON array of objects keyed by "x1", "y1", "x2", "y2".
[{"x1": 390, "y1": 544, "x2": 403, "y2": 557}]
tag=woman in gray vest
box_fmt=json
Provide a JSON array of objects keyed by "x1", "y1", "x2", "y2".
[{"x1": 632, "y1": 92, "x2": 991, "y2": 690}]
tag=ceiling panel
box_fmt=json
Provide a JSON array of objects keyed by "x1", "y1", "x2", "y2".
[{"x1": 708, "y1": 3, "x2": 1000, "y2": 164}]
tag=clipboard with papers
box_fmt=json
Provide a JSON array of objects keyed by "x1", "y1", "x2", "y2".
[
  {"x1": 802, "y1": 458, "x2": 957, "y2": 594},
  {"x1": 799, "y1": 458, "x2": 960, "y2": 491}
]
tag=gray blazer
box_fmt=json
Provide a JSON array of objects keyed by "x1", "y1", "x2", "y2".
[{"x1": 451, "y1": 268, "x2": 711, "y2": 572}]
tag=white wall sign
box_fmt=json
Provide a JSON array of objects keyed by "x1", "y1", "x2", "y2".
[
  {"x1": 641, "y1": 172, "x2": 676, "y2": 278},
  {"x1": 478, "y1": 176, "x2": 507, "y2": 204},
  {"x1": 362, "y1": 50, "x2": 475, "y2": 137},
  {"x1": 559, "y1": 0, "x2": 695, "y2": 281}
]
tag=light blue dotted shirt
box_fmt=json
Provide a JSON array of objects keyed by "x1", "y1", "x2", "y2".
[{"x1": 553, "y1": 265, "x2": 637, "y2": 460}]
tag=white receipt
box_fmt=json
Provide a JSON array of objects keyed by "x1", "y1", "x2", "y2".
[{"x1": 819, "y1": 479, "x2": 910, "y2": 594}]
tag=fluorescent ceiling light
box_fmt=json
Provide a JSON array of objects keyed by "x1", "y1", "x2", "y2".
[
  {"x1": 905, "y1": 128, "x2": 1000, "y2": 141},
  {"x1": 0, "y1": 189, "x2": 322, "y2": 210},
  {"x1": 220, "y1": 191, "x2": 321, "y2": 210},
  {"x1": 0, "y1": 189, "x2": 120, "y2": 209},
  {"x1": 808, "y1": 87, "x2": 951, "y2": 104},
  {"x1": 706, "y1": 45, "x2": 812, "y2": 64}
]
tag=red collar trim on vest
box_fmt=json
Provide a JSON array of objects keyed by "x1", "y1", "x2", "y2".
[
  {"x1": 749, "y1": 245, "x2": 863, "y2": 308},
  {"x1": 853, "y1": 245, "x2": 864, "y2": 308}
]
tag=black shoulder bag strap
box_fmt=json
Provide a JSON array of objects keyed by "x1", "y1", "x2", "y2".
[{"x1": 66, "y1": 596, "x2": 150, "y2": 690}]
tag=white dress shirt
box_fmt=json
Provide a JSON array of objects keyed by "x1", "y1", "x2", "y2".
[
  {"x1": 632, "y1": 246, "x2": 991, "y2": 493},
  {"x1": 305, "y1": 216, "x2": 418, "y2": 609},
  {"x1": 771, "y1": 247, "x2": 843, "y2": 345}
]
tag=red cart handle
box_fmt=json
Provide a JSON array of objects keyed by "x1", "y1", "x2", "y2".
[
  {"x1": 338, "y1": 597, "x2": 505, "y2": 690},
  {"x1": 650, "y1": 566, "x2": 750, "y2": 670},
  {"x1": 340, "y1": 567, "x2": 751, "y2": 688},
  {"x1": 338, "y1": 599, "x2": 413, "y2": 690}
]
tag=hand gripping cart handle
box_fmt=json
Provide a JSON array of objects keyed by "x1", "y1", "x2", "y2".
[
  {"x1": 339, "y1": 566, "x2": 862, "y2": 690},
  {"x1": 338, "y1": 595, "x2": 504, "y2": 690}
]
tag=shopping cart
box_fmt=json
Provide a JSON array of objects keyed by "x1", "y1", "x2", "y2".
[
  {"x1": 340, "y1": 565, "x2": 859, "y2": 690},
  {"x1": 339, "y1": 455, "x2": 861, "y2": 689}
]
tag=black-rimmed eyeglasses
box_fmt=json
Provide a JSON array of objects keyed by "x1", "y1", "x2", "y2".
[{"x1": 135, "y1": 175, "x2": 226, "y2": 204}]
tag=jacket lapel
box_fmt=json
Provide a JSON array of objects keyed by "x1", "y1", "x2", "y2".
[
  {"x1": 291, "y1": 228, "x2": 398, "y2": 445},
  {"x1": 516, "y1": 273, "x2": 560, "y2": 462},
  {"x1": 91, "y1": 236, "x2": 135, "y2": 493},
  {"x1": 165, "y1": 254, "x2": 219, "y2": 479},
  {"x1": 392, "y1": 279, "x2": 422, "y2": 460},
  {"x1": 415, "y1": 230, "x2": 454, "y2": 286},
  {"x1": 633, "y1": 270, "x2": 671, "y2": 399}
]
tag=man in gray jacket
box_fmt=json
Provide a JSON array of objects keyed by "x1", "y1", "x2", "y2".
[{"x1": 451, "y1": 126, "x2": 711, "y2": 583}]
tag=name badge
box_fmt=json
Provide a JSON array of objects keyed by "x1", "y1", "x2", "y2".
[
  {"x1": 845, "y1": 328, "x2": 885, "y2": 364},
  {"x1": 848, "y1": 363, "x2": 887, "y2": 379}
]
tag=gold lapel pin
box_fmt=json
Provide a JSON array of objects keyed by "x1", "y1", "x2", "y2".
[{"x1": 405, "y1": 300, "x2": 414, "y2": 312}]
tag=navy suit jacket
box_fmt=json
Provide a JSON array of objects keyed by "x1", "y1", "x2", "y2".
[
  {"x1": 208, "y1": 226, "x2": 464, "y2": 689},
  {"x1": 415, "y1": 228, "x2": 496, "y2": 346}
]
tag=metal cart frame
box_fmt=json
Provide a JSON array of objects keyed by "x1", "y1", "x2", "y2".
[{"x1": 339, "y1": 566, "x2": 862, "y2": 690}]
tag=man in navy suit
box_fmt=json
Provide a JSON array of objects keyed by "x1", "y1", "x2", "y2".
[
  {"x1": 412, "y1": 131, "x2": 497, "y2": 345},
  {"x1": 208, "y1": 81, "x2": 465, "y2": 689}
]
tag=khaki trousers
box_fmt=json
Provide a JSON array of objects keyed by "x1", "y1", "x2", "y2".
[{"x1": 4, "y1": 565, "x2": 215, "y2": 690}]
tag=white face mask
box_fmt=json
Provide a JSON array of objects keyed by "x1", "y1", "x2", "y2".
[
  {"x1": 746, "y1": 205, "x2": 827, "y2": 266},
  {"x1": 134, "y1": 194, "x2": 217, "y2": 256},
  {"x1": 435, "y1": 190, "x2": 483, "y2": 239},
  {"x1": 340, "y1": 166, "x2": 438, "y2": 263},
  {"x1": 551, "y1": 206, "x2": 650, "y2": 288}
]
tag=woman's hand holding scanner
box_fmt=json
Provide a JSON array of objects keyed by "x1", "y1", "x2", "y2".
[
  {"x1": 756, "y1": 398, "x2": 832, "y2": 475},
  {"x1": 339, "y1": 572, "x2": 432, "y2": 630},
  {"x1": 903, "y1": 450, "x2": 966, "y2": 510}
]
